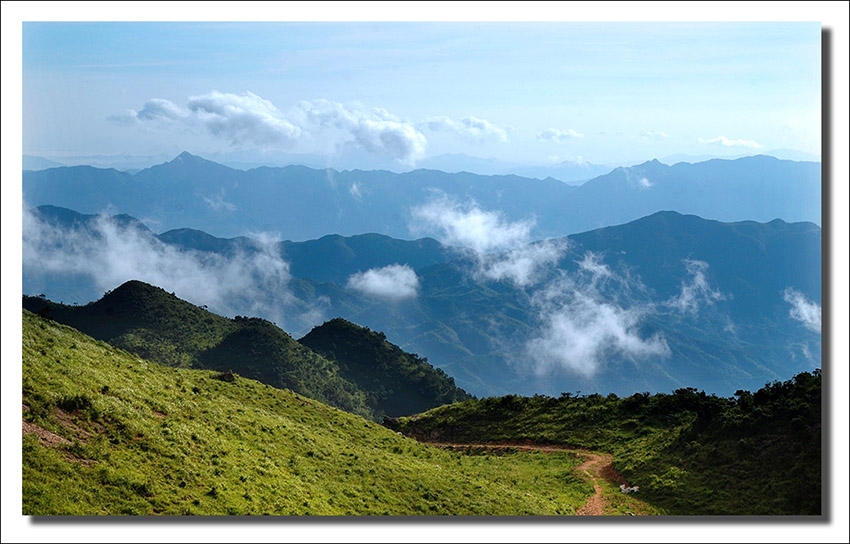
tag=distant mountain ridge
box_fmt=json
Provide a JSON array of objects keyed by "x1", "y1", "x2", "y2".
[{"x1": 23, "y1": 151, "x2": 820, "y2": 241}]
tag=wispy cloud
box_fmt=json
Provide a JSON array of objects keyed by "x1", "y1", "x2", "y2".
[
  {"x1": 698, "y1": 135, "x2": 764, "y2": 149},
  {"x1": 349, "y1": 181, "x2": 362, "y2": 200},
  {"x1": 202, "y1": 189, "x2": 237, "y2": 212},
  {"x1": 666, "y1": 259, "x2": 726, "y2": 315},
  {"x1": 409, "y1": 195, "x2": 565, "y2": 287},
  {"x1": 641, "y1": 130, "x2": 669, "y2": 140},
  {"x1": 22, "y1": 206, "x2": 315, "y2": 330},
  {"x1": 783, "y1": 287, "x2": 821, "y2": 333},
  {"x1": 424, "y1": 115, "x2": 509, "y2": 143},
  {"x1": 526, "y1": 253, "x2": 670, "y2": 377},
  {"x1": 536, "y1": 128, "x2": 584, "y2": 142},
  {"x1": 410, "y1": 195, "x2": 533, "y2": 253},
  {"x1": 347, "y1": 264, "x2": 420, "y2": 301}
]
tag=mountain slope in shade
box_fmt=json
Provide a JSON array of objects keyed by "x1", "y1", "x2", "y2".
[
  {"x1": 23, "y1": 280, "x2": 471, "y2": 419},
  {"x1": 23, "y1": 152, "x2": 819, "y2": 241},
  {"x1": 22, "y1": 281, "x2": 372, "y2": 418},
  {"x1": 300, "y1": 318, "x2": 473, "y2": 417}
]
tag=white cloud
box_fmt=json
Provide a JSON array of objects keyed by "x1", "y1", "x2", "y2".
[
  {"x1": 187, "y1": 91, "x2": 302, "y2": 147},
  {"x1": 666, "y1": 259, "x2": 726, "y2": 315},
  {"x1": 409, "y1": 195, "x2": 565, "y2": 287},
  {"x1": 137, "y1": 98, "x2": 189, "y2": 122},
  {"x1": 478, "y1": 240, "x2": 566, "y2": 287},
  {"x1": 410, "y1": 195, "x2": 533, "y2": 254},
  {"x1": 526, "y1": 256, "x2": 670, "y2": 377},
  {"x1": 640, "y1": 130, "x2": 668, "y2": 140},
  {"x1": 536, "y1": 128, "x2": 584, "y2": 142},
  {"x1": 113, "y1": 92, "x2": 426, "y2": 164},
  {"x1": 22, "y1": 207, "x2": 302, "y2": 327},
  {"x1": 698, "y1": 135, "x2": 764, "y2": 149},
  {"x1": 783, "y1": 287, "x2": 821, "y2": 333},
  {"x1": 425, "y1": 115, "x2": 509, "y2": 143},
  {"x1": 202, "y1": 189, "x2": 237, "y2": 212},
  {"x1": 295, "y1": 99, "x2": 426, "y2": 164},
  {"x1": 349, "y1": 182, "x2": 362, "y2": 200},
  {"x1": 351, "y1": 119, "x2": 426, "y2": 164},
  {"x1": 637, "y1": 177, "x2": 653, "y2": 188},
  {"x1": 346, "y1": 264, "x2": 420, "y2": 301}
]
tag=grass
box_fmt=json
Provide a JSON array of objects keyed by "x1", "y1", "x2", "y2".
[
  {"x1": 396, "y1": 379, "x2": 822, "y2": 516},
  {"x1": 23, "y1": 309, "x2": 597, "y2": 515}
]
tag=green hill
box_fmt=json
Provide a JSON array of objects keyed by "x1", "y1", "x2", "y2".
[
  {"x1": 22, "y1": 309, "x2": 598, "y2": 515},
  {"x1": 22, "y1": 281, "x2": 472, "y2": 421},
  {"x1": 299, "y1": 318, "x2": 473, "y2": 418},
  {"x1": 393, "y1": 373, "x2": 821, "y2": 515},
  {"x1": 23, "y1": 281, "x2": 372, "y2": 418}
]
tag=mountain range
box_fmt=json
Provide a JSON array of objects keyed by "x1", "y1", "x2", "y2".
[
  {"x1": 23, "y1": 152, "x2": 820, "y2": 241},
  {"x1": 24, "y1": 205, "x2": 821, "y2": 398}
]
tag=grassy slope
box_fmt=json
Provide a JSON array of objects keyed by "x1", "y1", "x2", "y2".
[
  {"x1": 299, "y1": 318, "x2": 473, "y2": 419},
  {"x1": 23, "y1": 282, "x2": 373, "y2": 419},
  {"x1": 22, "y1": 310, "x2": 595, "y2": 515},
  {"x1": 395, "y1": 379, "x2": 822, "y2": 515}
]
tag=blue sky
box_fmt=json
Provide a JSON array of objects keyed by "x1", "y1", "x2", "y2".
[{"x1": 22, "y1": 21, "x2": 822, "y2": 167}]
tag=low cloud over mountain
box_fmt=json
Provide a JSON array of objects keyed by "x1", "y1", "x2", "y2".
[{"x1": 347, "y1": 264, "x2": 420, "y2": 301}]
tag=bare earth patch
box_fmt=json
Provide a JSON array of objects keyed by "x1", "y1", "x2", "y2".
[
  {"x1": 22, "y1": 419, "x2": 71, "y2": 447},
  {"x1": 23, "y1": 408, "x2": 98, "y2": 466}
]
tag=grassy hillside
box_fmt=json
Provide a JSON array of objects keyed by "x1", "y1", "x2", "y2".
[
  {"x1": 299, "y1": 318, "x2": 473, "y2": 418},
  {"x1": 22, "y1": 309, "x2": 603, "y2": 515},
  {"x1": 23, "y1": 281, "x2": 373, "y2": 419},
  {"x1": 394, "y1": 373, "x2": 821, "y2": 515}
]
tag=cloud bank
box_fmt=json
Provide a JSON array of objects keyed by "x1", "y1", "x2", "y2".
[
  {"x1": 23, "y1": 207, "x2": 304, "y2": 328},
  {"x1": 113, "y1": 92, "x2": 426, "y2": 164},
  {"x1": 409, "y1": 195, "x2": 565, "y2": 286},
  {"x1": 346, "y1": 264, "x2": 420, "y2": 301},
  {"x1": 526, "y1": 252, "x2": 670, "y2": 377},
  {"x1": 783, "y1": 287, "x2": 821, "y2": 333}
]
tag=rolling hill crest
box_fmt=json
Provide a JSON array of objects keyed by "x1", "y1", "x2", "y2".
[{"x1": 23, "y1": 280, "x2": 471, "y2": 420}]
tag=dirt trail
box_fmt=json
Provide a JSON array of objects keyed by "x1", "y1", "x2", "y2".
[
  {"x1": 574, "y1": 452, "x2": 611, "y2": 515},
  {"x1": 426, "y1": 442, "x2": 628, "y2": 516}
]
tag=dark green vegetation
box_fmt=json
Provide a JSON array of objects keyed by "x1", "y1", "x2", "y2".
[
  {"x1": 300, "y1": 318, "x2": 473, "y2": 417},
  {"x1": 22, "y1": 310, "x2": 596, "y2": 515},
  {"x1": 395, "y1": 371, "x2": 821, "y2": 515},
  {"x1": 23, "y1": 282, "x2": 470, "y2": 420}
]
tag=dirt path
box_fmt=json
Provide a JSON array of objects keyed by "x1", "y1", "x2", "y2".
[
  {"x1": 574, "y1": 452, "x2": 610, "y2": 515},
  {"x1": 426, "y1": 442, "x2": 628, "y2": 516}
]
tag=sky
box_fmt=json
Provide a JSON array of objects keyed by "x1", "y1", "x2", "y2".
[{"x1": 22, "y1": 21, "x2": 822, "y2": 168}]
